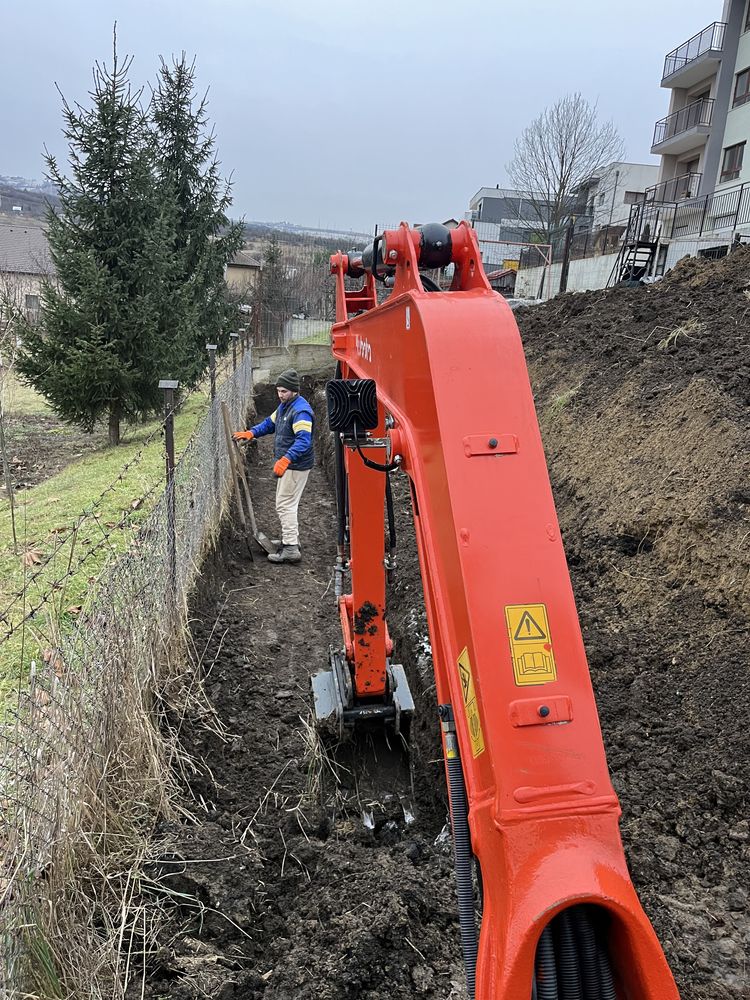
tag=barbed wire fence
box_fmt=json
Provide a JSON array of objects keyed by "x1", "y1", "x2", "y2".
[{"x1": 0, "y1": 345, "x2": 255, "y2": 997}]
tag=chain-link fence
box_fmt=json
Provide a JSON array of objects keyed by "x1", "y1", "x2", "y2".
[
  {"x1": 241, "y1": 225, "x2": 371, "y2": 348},
  {"x1": 0, "y1": 348, "x2": 254, "y2": 997}
]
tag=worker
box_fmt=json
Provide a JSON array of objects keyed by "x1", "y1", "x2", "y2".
[{"x1": 233, "y1": 369, "x2": 314, "y2": 564}]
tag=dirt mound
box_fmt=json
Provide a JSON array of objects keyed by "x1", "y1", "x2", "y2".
[{"x1": 514, "y1": 249, "x2": 750, "y2": 996}]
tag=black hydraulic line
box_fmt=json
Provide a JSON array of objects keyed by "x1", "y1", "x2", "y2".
[
  {"x1": 595, "y1": 943, "x2": 617, "y2": 1000},
  {"x1": 384, "y1": 473, "x2": 397, "y2": 554},
  {"x1": 333, "y1": 363, "x2": 349, "y2": 549},
  {"x1": 444, "y1": 727, "x2": 479, "y2": 999},
  {"x1": 555, "y1": 909, "x2": 582, "y2": 1000},
  {"x1": 534, "y1": 924, "x2": 559, "y2": 1000},
  {"x1": 419, "y1": 273, "x2": 442, "y2": 292},
  {"x1": 334, "y1": 425, "x2": 348, "y2": 547},
  {"x1": 351, "y1": 419, "x2": 401, "y2": 473},
  {"x1": 572, "y1": 907, "x2": 601, "y2": 1000}
]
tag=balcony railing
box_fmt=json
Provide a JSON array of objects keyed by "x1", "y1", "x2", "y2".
[
  {"x1": 646, "y1": 172, "x2": 702, "y2": 203},
  {"x1": 653, "y1": 98, "x2": 714, "y2": 147},
  {"x1": 663, "y1": 22, "x2": 726, "y2": 80}
]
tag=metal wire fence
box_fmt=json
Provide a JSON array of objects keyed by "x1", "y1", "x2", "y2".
[
  {"x1": 0, "y1": 347, "x2": 254, "y2": 996},
  {"x1": 245, "y1": 225, "x2": 371, "y2": 347}
]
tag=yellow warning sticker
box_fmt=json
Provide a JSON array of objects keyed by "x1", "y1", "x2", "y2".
[
  {"x1": 505, "y1": 604, "x2": 557, "y2": 686},
  {"x1": 457, "y1": 647, "x2": 486, "y2": 758}
]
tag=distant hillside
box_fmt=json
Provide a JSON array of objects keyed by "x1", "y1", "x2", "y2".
[
  {"x1": 0, "y1": 177, "x2": 59, "y2": 220},
  {"x1": 243, "y1": 220, "x2": 370, "y2": 248}
]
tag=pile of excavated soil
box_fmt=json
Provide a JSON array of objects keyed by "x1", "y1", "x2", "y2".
[
  {"x1": 514, "y1": 249, "x2": 750, "y2": 996},
  {"x1": 134, "y1": 249, "x2": 749, "y2": 1000}
]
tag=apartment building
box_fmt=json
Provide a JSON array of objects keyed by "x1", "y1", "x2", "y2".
[
  {"x1": 575, "y1": 162, "x2": 659, "y2": 230},
  {"x1": 648, "y1": 0, "x2": 750, "y2": 264}
]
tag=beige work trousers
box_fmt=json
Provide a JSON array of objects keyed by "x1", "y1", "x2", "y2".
[{"x1": 275, "y1": 469, "x2": 310, "y2": 546}]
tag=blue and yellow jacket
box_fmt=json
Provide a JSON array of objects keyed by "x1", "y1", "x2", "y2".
[{"x1": 250, "y1": 395, "x2": 314, "y2": 471}]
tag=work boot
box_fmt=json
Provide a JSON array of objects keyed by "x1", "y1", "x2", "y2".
[{"x1": 267, "y1": 544, "x2": 301, "y2": 564}]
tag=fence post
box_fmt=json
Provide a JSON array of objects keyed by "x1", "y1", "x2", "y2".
[
  {"x1": 206, "y1": 344, "x2": 217, "y2": 401},
  {"x1": 159, "y1": 378, "x2": 179, "y2": 606},
  {"x1": 558, "y1": 220, "x2": 575, "y2": 294},
  {"x1": 699, "y1": 194, "x2": 710, "y2": 236},
  {"x1": 230, "y1": 332, "x2": 239, "y2": 372},
  {"x1": 732, "y1": 184, "x2": 745, "y2": 232},
  {"x1": 238, "y1": 326, "x2": 246, "y2": 357}
]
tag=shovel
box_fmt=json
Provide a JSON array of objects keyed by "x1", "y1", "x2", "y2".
[{"x1": 221, "y1": 402, "x2": 277, "y2": 555}]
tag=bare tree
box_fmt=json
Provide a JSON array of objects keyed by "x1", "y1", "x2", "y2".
[{"x1": 507, "y1": 93, "x2": 625, "y2": 241}]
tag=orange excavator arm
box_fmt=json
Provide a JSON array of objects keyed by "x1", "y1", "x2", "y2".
[{"x1": 315, "y1": 222, "x2": 680, "y2": 999}]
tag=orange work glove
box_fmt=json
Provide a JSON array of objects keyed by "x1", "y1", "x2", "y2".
[
  {"x1": 273, "y1": 456, "x2": 291, "y2": 477},
  {"x1": 232, "y1": 430, "x2": 254, "y2": 441}
]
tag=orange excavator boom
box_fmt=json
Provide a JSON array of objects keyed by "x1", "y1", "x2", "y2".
[{"x1": 313, "y1": 221, "x2": 680, "y2": 999}]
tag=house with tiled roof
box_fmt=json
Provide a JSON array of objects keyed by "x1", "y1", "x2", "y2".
[
  {"x1": 0, "y1": 222, "x2": 54, "y2": 334},
  {"x1": 225, "y1": 247, "x2": 262, "y2": 299}
]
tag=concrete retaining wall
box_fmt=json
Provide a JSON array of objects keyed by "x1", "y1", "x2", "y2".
[
  {"x1": 515, "y1": 253, "x2": 619, "y2": 301},
  {"x1": 252, "y1": 343, "x2": 333, "y2": 385}
]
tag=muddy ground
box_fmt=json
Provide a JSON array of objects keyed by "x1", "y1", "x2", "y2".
[
  {"x1": 2, "y1": 413, "x2": 101, "y2": 492},
  {"x1": 138, "y1": 250, "x2": 750, "y2": 999}
]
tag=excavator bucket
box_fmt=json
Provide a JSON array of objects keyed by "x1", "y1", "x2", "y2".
[{"x1": 311, "y1": 650, "x2": 414, "y2": 739}]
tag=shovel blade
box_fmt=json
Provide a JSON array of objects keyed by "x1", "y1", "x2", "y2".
[{"x1": 254, "y1": 531, "x2": 278, "y2": 554}]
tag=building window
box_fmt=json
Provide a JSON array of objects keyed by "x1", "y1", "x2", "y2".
[
  {"x1": 598, "y1": 193, "x2": 606, "y2": 204},
  {"x1": 734, "y1": 68, "x2": 750, "y2": 107},
  {"x1": 721, "y1": 143, "x2": 746, "y2": 182},
  {"x1": 25, "y1": 294, "x2": 40, "y2": 311},
  {"x1": 623, "y1": 191, "x2": 644, "y2": 204}
]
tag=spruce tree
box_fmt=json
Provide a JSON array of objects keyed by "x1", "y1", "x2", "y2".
[
  {"x1": 150, "y1": 54, "x2": 244, "y2": 385},
  {"x1": 17, "y1": 41, "x2": 178, "y2": 445}
]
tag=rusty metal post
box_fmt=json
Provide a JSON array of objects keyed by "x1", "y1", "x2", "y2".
[
  {"x1": 206, "y1": 344, "x2": 217, "y2": 400},
  {"x1": 230, "y1": 332, "x2": 239, "y2": 372},
  {"x1": 159, "y1": 378, "x2": 179, "y2": 605}
]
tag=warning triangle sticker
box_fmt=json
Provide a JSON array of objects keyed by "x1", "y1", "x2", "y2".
[
  {"x1": 513, "y1": 610, "x2": 547, "y2": 641},
  {"x1": 458, "y1": 660, "x2": 471, "y2": 702}
]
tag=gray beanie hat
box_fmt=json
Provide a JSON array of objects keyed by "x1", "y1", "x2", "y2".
[{"x1": 276, "y1": 369, "x2": 300, "y2": 392}]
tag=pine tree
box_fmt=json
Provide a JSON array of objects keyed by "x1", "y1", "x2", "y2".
[
  {"x1": 16, "y1": 38, "x2": 178, "y2": 445},
  {"x1": 150, "y1": 54, "x2": 244, "y2": 384}
]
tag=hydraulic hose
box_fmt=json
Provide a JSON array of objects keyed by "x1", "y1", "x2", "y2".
[
  {"x1": 556, "y1": 909, "x2": 582, "y2": 1000},
  {"x1": 333, "y1": 363, "x2": 348, "y2": 550},
  {"x1": 532, "y1": 905, "x2": 618, "y2": 1000},
  {"x1": 572, "y1": 907, "x2": 601, "y2": 1000},
  {"x1": 595, "y1": 946, "x2": 617, "y2": 1000},
  {"x1": 444, "y1": 727, "x2": 478, "y2": 999},
  {"x1": 334, "y1": 427, "x2": 347, "y2": 548},
  {"x1": 535, "y1": 924, "x2": 559, "y2": 1000}
]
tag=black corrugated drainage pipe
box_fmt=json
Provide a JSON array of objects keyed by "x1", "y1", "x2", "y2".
[{"x1": 440, "y1": 704, "x2": 478, "y2": 999}]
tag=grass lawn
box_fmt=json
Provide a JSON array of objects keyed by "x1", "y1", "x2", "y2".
[
  {"x1": 297, "y1": 328, "x2": 331, "y2": 345},
  {"x1": 0, "y1": 386, "x2": 213, "y2": 705},
  {"x1": 2, "y1": 372, "x2": 52, "y2": 417}
]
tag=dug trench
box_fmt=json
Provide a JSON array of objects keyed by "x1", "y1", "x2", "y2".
[{"x1": 139, "y1": 250, "x2": 749, "y2": 1000}]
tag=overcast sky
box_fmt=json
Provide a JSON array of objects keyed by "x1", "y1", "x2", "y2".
[{"x1": 0, "y1": 0, "x2": 720, "y2": 233}]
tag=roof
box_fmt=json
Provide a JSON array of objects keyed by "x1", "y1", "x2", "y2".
[
  {"x1": 0, "y1": 223, "x2": 53, "y2": 276},
  {"x1": 229, "y1": 249, "x2": 262, "y2": 269}
]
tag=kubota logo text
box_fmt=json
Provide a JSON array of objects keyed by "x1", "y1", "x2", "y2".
[{"x1": 356, "y1": 335, "x2": 372, "y2": 362}]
